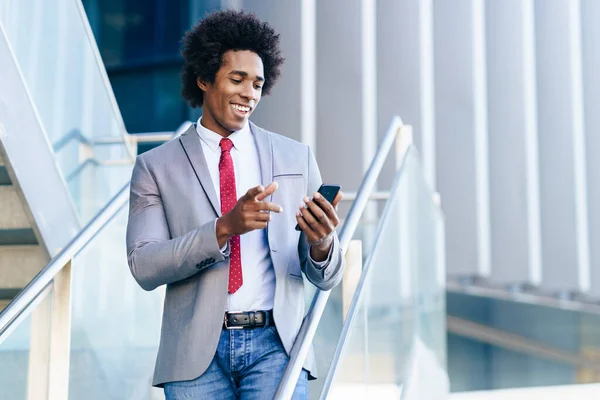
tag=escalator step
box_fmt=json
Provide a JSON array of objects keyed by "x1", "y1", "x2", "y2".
[
  {"x1": 0, "y1": 166, "x2": 10, "y2": 185},
  {"x1": 0, "y1": 229, "x2": 38, "y2": 245}
]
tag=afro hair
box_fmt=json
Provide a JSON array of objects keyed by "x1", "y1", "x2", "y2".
[{"x1": 180, "y1": 10, "x2": 285, "y2": 108}]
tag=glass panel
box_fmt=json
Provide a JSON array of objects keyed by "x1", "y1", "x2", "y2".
[
  {"x1": 0, "y1": 289, "x2": 53, "y2": 400},
  {"x1": 68, "y1": 152, "x2": 134, "y2": 223},
  {"x1": 69, "y1": 206, "x2": 164, "y2": 399},
  {"x1": 110, "y1": 67, "x2": 187, "y2": 133},
  {"x1": 307, "y1": 205, "x2": 382, "y2": 399},
  {"x1": 322, "y1": 149, "x2": 447, "y2": 399},
  {"x1": 0, "y1": 0, "x2": 134, "y2": 223},
  {"x1": 87, "y1": 0, "x2": 187, "y2": 67}
]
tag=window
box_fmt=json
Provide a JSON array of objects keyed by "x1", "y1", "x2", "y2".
[{"x1": 82, "y1": 0, "x2": 218, "y2": 136}]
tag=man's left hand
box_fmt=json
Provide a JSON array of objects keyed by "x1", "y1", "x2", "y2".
[{"x1": 296, "y1": 190, "x2": 343, "y2": 262}]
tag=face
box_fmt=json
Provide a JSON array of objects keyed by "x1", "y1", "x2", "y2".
[{"x1": 197, "y1": 50, "x2": 264, "y2": 137}]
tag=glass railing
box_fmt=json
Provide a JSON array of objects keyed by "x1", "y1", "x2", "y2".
[
  {"x1": 313, "y1": 150, "x2": 447, "y2": 399},
  {"x1": 304, "y1": 211, "x2": 381, "y2": 395},
  {"x1": 0, "y1": 0, "x2": 134, "y2": 223},
  {"x1": 0, "y1": 186, "x2": 164, "y2": 399},
  {"x1": 274, "y1": 119, "x2": 448, "y2": 399},
  {"x1": 68, "y1": 206, "x2": 163, "y2": 399}
]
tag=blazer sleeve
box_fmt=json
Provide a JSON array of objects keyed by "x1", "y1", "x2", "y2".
[
  {"x1": 298, "y1": 146, "x2": 346, "y2": 291},
  {"x1": 126, "y1": 156, "x2": 227, "y2": 291}
]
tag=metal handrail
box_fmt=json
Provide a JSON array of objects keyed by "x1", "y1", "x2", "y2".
[
  {"x1": 0, "y1": 182, "x2": 130, "y2": 337},
  {"x1": 340, "y1": 190, "x2": 390, "y2": 202},
  {"x1": 0, "y1": 120, "x2": 187, "y2": 336},
  {"x1": 64, "y1": 121, "x2": 192, "y2": 183},
  {"x1": 274, "y1": 116, "x2": 412, "y2": 399},
  {"x1": 93, "y1": 121, "x2": 193, "y2": 145},
  {"x1": 317, "y1": 145, "x2": 423, "y2": 399}
]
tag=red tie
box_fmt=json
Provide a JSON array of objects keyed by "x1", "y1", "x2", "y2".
[{"x1": 219, "y1": 138, "x2": 243, "y2": 294}]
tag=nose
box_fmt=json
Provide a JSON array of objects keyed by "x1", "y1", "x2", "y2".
[{"x1": 240, "y1": 82, "x2": 257, "y2": 101}]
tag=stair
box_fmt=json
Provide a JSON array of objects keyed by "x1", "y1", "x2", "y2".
[{"x1": 0, "y1": 153, "x2": 49, "y2": 312}]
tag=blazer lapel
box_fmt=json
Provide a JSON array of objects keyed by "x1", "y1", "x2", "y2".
[
  {"x1": 250, "y1": 122, "x2": 273, "y2": 193},
  {"x1": 179, "y1": 125, "x2": 221, "y2": 216}
]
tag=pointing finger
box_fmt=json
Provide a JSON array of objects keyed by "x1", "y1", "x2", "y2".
[
  {"x1": 256, "y1": 201, "x2": 283, "y2": 213},
  {"x1": 256, "y1": 182, "x2": 278, "y2": 201}
]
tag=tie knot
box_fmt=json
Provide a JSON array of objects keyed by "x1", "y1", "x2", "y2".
[{"x1": 220, "y1": 138, "x2": 234, "y2": 152}]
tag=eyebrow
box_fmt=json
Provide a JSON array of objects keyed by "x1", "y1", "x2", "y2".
[{"x1": 229, "y1": 70, "x2": 265, "y2": 82}]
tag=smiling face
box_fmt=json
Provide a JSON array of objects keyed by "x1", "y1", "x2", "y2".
[{"x1": 197, "y1": 50, "x2": 265, "y2": 137}]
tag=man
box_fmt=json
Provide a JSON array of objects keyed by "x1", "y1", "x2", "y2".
[{"x1": 126, "y1": 10, "x2": 345, "y2": 399}]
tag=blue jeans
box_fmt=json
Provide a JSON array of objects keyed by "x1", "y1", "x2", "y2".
[{"x1": 164, "y1": 325, "x2": 309, "y2": 399}]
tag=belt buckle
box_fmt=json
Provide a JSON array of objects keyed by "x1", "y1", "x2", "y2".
[{"x1": 224, "y1": 311, "x2": 245, "y2": 330}]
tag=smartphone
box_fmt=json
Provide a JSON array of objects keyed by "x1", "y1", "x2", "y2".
[{"x1": 295, "y1": 184, "x2": 342, "y2": 231}]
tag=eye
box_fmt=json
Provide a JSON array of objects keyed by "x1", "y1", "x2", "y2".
[
  {"x1": 254, "y1": 84, "x2": 263, "y2": 90},
  {"x1": 231, "y1": 79, "x2": 242, "y2": 84}
]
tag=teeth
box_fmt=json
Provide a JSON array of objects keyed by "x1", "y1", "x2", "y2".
[{"x1": 232, "y1": 104, "x2": 250, "y2": 112}]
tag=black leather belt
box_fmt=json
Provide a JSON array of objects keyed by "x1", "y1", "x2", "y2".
[{"x1": 223, "y1": 310, "x2": 274, "y2": 330}]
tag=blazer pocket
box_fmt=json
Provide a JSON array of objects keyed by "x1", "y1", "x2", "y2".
[
  {"x1": 287, "y1": 259, "x2": 303, "y2": 280},
  {"x1": 273, "y1": 173, "x2": 303, "y2": 179},
  {"x1": 272, "y1": 174, "x2": 307, "y2": 220}
]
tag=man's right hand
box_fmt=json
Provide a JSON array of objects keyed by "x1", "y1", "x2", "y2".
[{"x1": 216, "y1": 182, "x2": 282, "y2": 248}]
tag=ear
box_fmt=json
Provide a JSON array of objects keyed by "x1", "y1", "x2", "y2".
[{"x1": 196, "y1": 77, "x2": 208, "y2": 91}]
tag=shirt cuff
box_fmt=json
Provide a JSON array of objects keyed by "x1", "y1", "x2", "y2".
[{"x1": 309, "y1": 242, "x2": 334, "y2": 270}]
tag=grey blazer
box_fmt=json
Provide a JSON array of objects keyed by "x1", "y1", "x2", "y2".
[{"x1": 126, "y1": 123, "x2": 345, "y2": 387}]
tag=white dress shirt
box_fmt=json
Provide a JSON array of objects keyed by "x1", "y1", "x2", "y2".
[{"x1": 196, "y1": 118, "x2": 275, "y2": 312}]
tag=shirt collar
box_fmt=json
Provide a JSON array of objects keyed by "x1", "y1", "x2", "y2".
[{"x1": 196, "y1": 117, "x2": 251, "y2": 153}]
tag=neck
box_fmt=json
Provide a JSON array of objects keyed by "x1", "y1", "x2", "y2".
[{"x1": 200, "y1": 114, "x2": 232, "y2": 138}]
